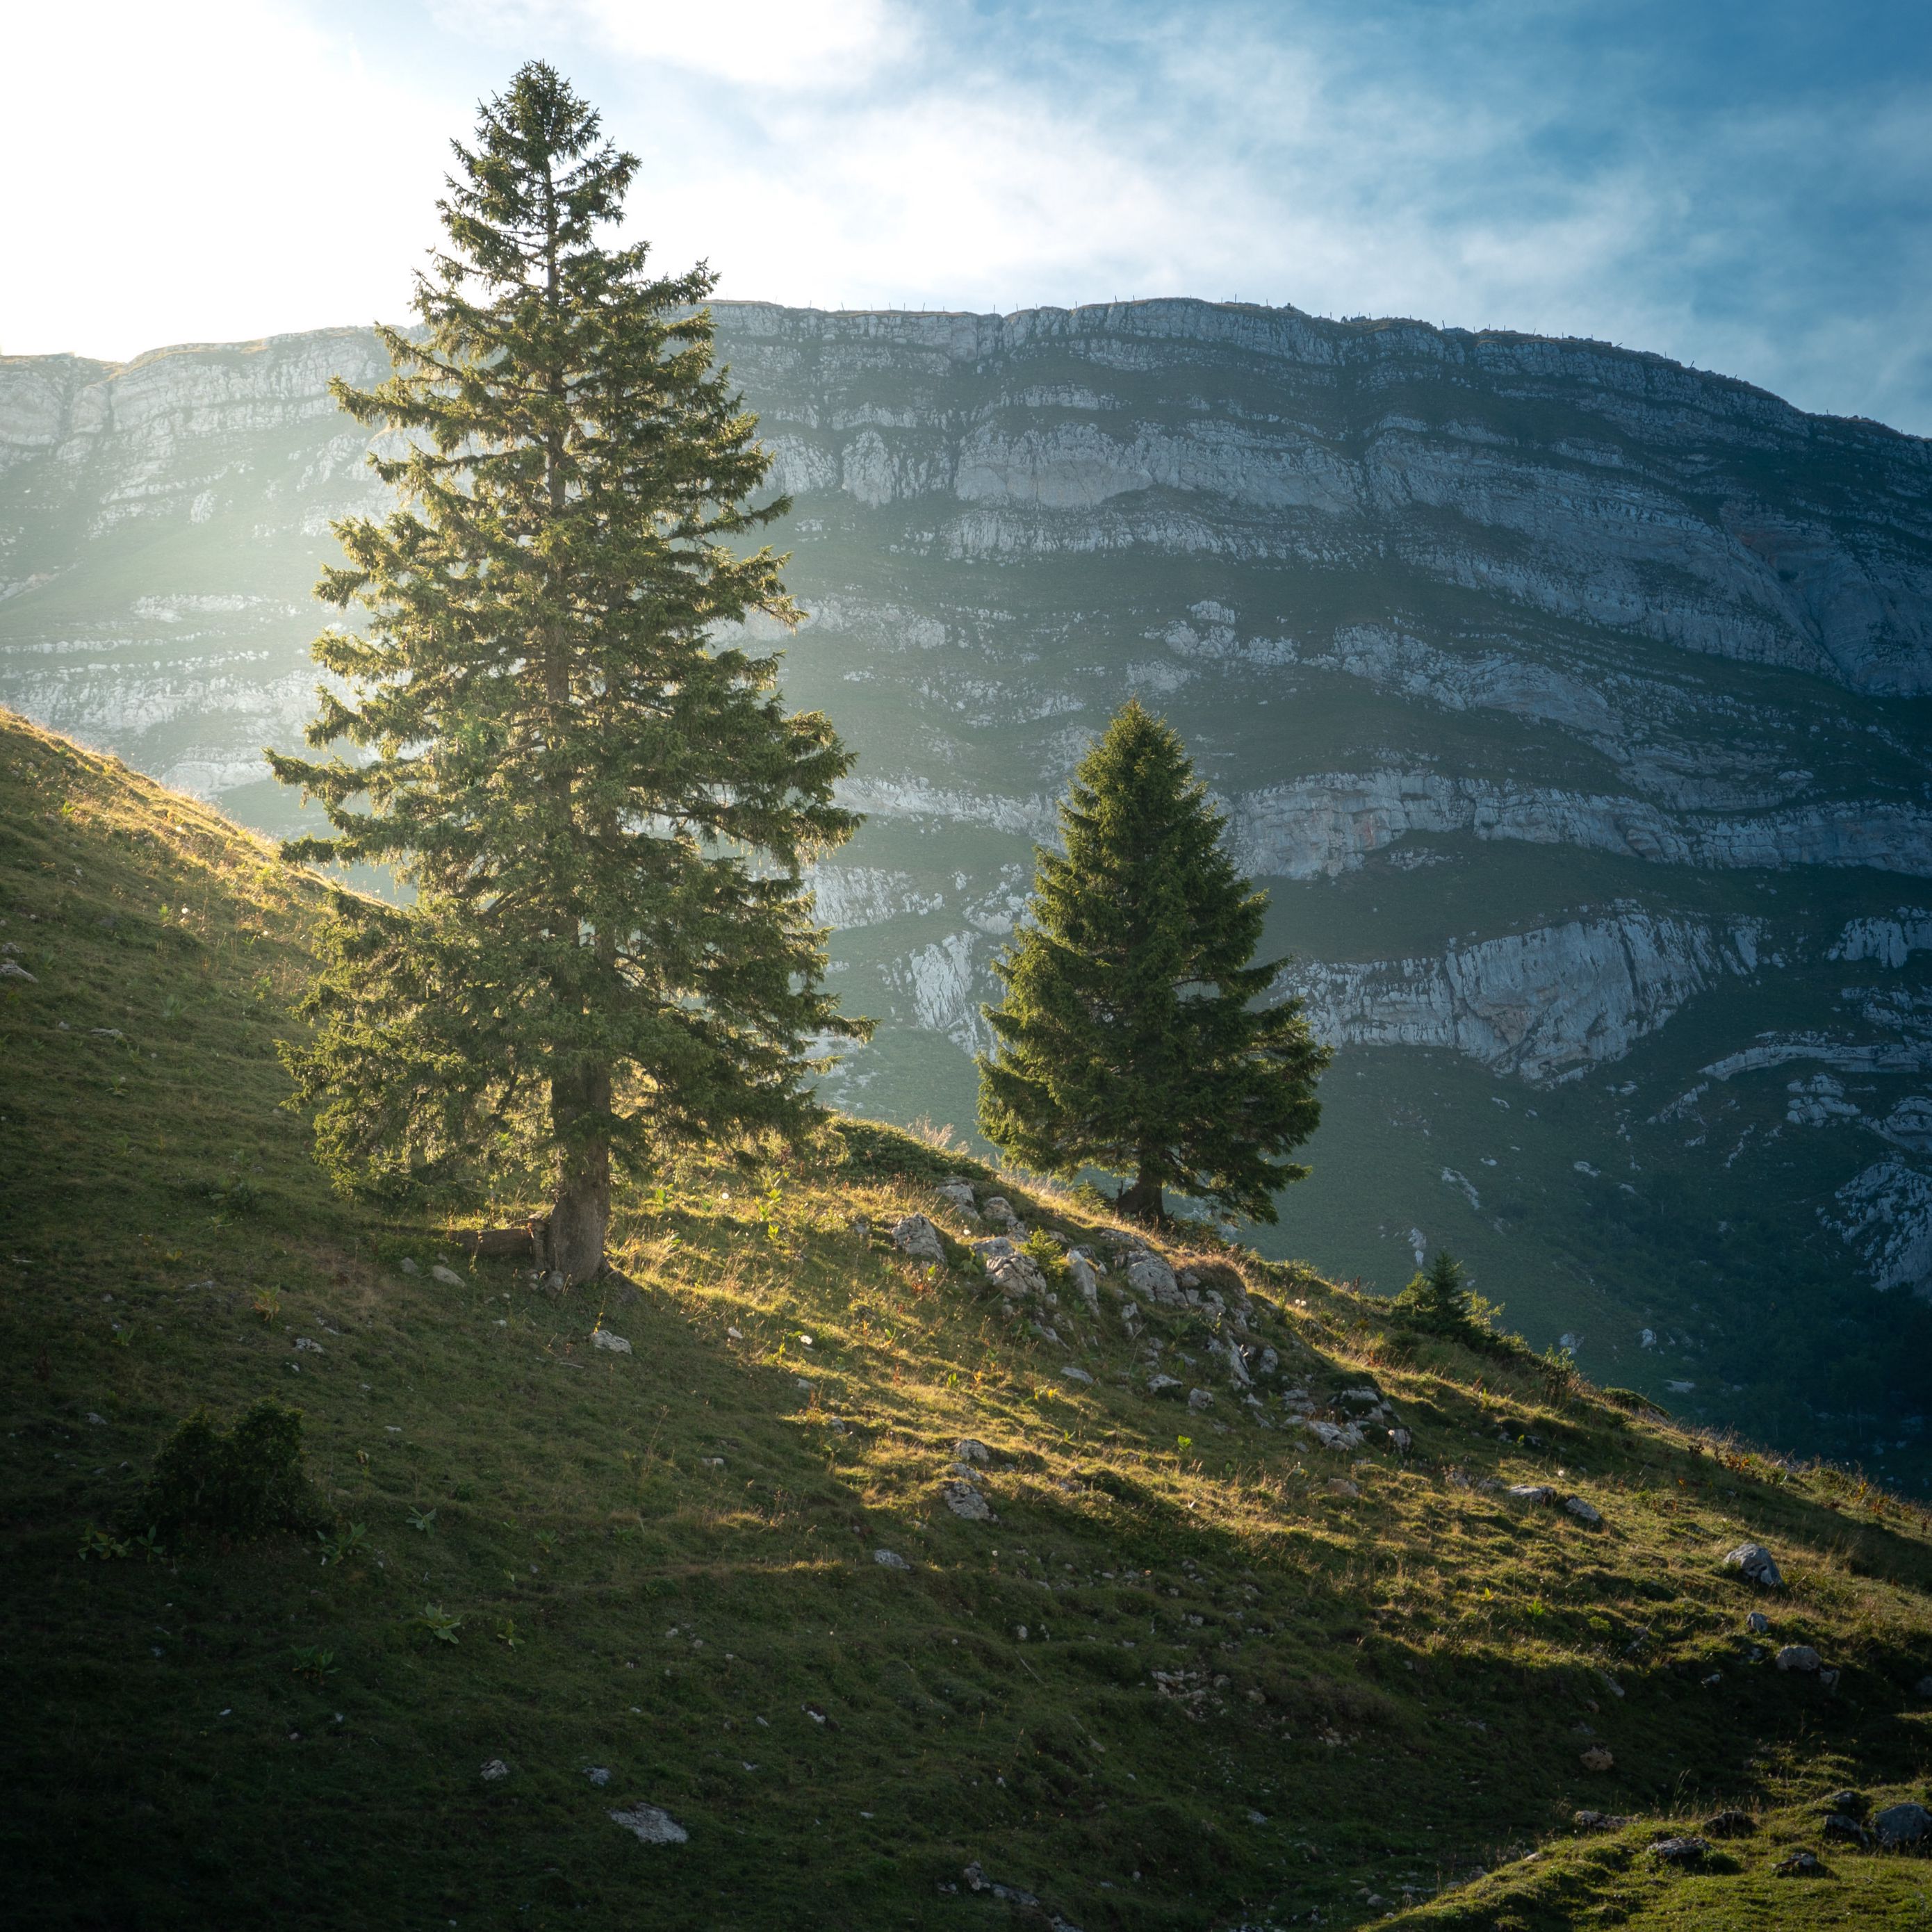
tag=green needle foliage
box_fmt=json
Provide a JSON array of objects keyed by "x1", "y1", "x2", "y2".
[
  {"x1": 268, "y1": 64, "x2": 865, "y2": 1281},
  {"x1": 976, "y1": 699, "x2": 1329, "y2": 1224},
  {"x1": 1395, "y1": 1249, "x2": 1477, "y2": 1332}
]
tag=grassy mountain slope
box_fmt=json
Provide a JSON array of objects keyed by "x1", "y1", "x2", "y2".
[{"x1": 3, "y1": 703, "x2": 1930, "y2": 1930}]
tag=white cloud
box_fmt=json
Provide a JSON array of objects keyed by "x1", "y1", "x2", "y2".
[
  {"x1": 2, "y1": 0, "x2": 455, "y2": 357},
  {"x1": 3, "y1": 0, "x2": 1927, "y2": 434},
  {"x1": 436, "y1": 0, "x2": 915, "y2": 88}
]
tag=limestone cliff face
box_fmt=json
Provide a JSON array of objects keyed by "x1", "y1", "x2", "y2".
[
  {"x1": 719, "y1": 300, "x2": 1932, "y2": 695},
  {"x1": 1277, "y1": 911, "x2": 1753, "y2": 1084},
  {"x1": 6, "y1": 300, "x2": 1932, "y2": 1375}
]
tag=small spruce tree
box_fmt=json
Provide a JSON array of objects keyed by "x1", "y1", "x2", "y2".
[
  {"x1": 976, "y1": 699, "x2": 1329, "y2": 1224},
  {"x1": 268, "y1": 64, "x2": 865, "y2": 1282},
  {"x1": 1394, "y1": 1250, "x2": 1475, "y2": 1332}
]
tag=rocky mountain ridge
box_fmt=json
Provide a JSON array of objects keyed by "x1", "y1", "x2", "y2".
[{"x1": 4, "y1": 297, "x2": 1931, "y2": 1477}]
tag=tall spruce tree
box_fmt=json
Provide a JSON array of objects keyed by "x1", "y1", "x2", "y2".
[
  {"x1": 268, "y1": 63, "x2": 865, "y2": 1283},
  {"x1": 977, "y1": 700, "x2": 1329, "y2": 1225}
]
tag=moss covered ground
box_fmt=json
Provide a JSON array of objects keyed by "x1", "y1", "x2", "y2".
[{"x1": 2, "y1": 707, "x2": 1929, "y2": 1929}]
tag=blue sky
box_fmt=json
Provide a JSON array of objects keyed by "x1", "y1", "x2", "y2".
[{"x1": 10, "y1": 0, "x2": 1932, "y2": 432}]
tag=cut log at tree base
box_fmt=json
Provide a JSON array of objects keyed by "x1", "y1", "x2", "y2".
[
  {"x1": 450, "y1": 1223, "x2": 546, "y2": 1261},
  {"x1": 447, "y1": 1216, "x2": 621, "y2": 1291}
]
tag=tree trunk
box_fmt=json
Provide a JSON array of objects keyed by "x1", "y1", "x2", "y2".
[
  {"x1": 543, "y1": 1062, "x2": 612, "y2": 1284},
  {"x1": 1119, "y1": 1157, "x2": 1164, "y2": 1226}
]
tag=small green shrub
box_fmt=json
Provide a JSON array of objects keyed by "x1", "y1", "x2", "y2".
[
  {"x1": 1021, "y1": 1227, "x2": 1066, "y2": 1279},
  {"x1": 1392, "y1": 1250, "x2": 1473, "y2": 1328},
  {"x1": 834, "y1": 1119, "x2": 984, "y2": 1184},
  {"x1": 1600, "y1": 1386, "x2": 1662, "y2": 1417},
  {"x1": 136, "y1": 1400, "x2": 320, "y2": 1544},
  {"x1": 318, "y1": 1521, "x2": 369, "y2": 1567},
  {"x1": 414, "y1": 1603, "x2": 463, "y2": 1644},
  {"x1": 1391, "y1": 1251, "x2": 1519, "y2": 1358}
]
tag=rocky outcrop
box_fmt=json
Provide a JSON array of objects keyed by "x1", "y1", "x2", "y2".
[
  {"x1": 1826, "y1": 1159, "x2": 1932, "y2": 1295},
  {"x1": 1830, "y1": 911, "x2": 1932, "y2": 967},
  {"x1": 1227, "y1": 772, "x2": 1932, "y2": 881},
  {"x1": 1280, "y1": 911, "x2": 1750, "y2": 1083}
]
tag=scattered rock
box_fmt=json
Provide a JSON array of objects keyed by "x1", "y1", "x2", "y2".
[
  {"x1": 1186, "y1": 1388, "x2": 1215, "y2": 1412},
  {"x1": 1573, "y1": 1810, "x2": 1632, "y2": 1833},
  {"x1": 1874, "y1": 1802, "x2": 1932, "y2": 1849},
  {"x1": 1775, "y1": 1645, "x2": 1822, "y2": 1674},
  {"x1": 974, "y1": 1236, "x2": 1047, "y2": 1297},
  {"x1": 591, "y1": 1329, "x2": 632, "y2": 1354},
  {"x1": 1822, "y1": 1790, "x2": 1868, "y2": 1818},
  {"x1": 942, "y1": 1481, "x2": 993, "y2": 1521},
  {"x1": 90, "y1": 1027, "x2": 124, "y2": 1039},
  {"x1": 293, "y1": 1336, "x2": 324, "y2": 1354},
  {"x1": 1188, "y1": 1259, "x2": 1254, "y2": 1316},
  {"x1": 609, "y1": 1803, "x2": 688, "y2": 1845},
  {"x1": 1648, "y1": 1836, "x2": 1709, "y2": 1865},
  {"x1": 1326, "y1": 1479, "x2": 1361, "y2": 1499},
  {"x1": 1820, "y1": 1813, "x2": 1869, "y2": 1845},
  {"x1": 1746, "y1": 1612, "x2": 1770, "y2": 1635},
  {"x1": 1013, "y1": 1623, "x2": 1029, "y2": 1642},
  {"x1": 1580, "y1": 1746, "x2": 1615, "y2": 1772},
  {"x1": 980, "y1": 1196, "x2": 1017, "y2": 1225},
  {"x1": 891, "y1": 1214, "x2": 946, "y2": 1263},
  {"x1": 0, "y1": 960, "x2": 37, "y2": 982},
  {"x1": 1509, "y1": 1484, "x2": 1558, "y2": 1505},
  {"x1": 430, "y1": 1264, "x2": 464, "y2": 1287},
  {"x1": 1387, "y1": 1427, "x2": 1413, "y2": 1452},
  {"x1": 85, "y1": 1412, "x2": 105, "y2": 1425},
  {"x1": 953, "y1": 1438, "x2": 990, "y2": 1464},
  {"x1": 1123, "y1": 1251, "x2": 1184, "y2": 1307},
  {"x1": 1564, "y1": 1496, "x2": 1604, "y2": 1525},
  {"x1": 1916, "y1": 1674, "x2": 1932, "y2": 1698},
  {"x1": 480, "y1": 1758, "x2": 510, "y2": 1782},
  {"x1": 586, "y1": 1766, "x2": 611, "y2": 1787},
  {"x1": 1209, "y1": 1336, "x2": 1253, "y2": 1388},
  {"x1": 398, "y1": 1258, "x2": 419, "y2": 1275},
  {"x1": 933, "y1": 1179, "x2": 977, "y2": 1213},
  {"x1": 1302, "y1": 1418, "x2": 1366, "y2": 1451},
  {"x1": 1147, "y1": 1374, "x2": 1184, "y2": 1398},
  {"x1": 699, "y1": 1456, "x2": 725, "y2": 1469},
  {"x1": 1067, "y1": 1252, "x2": 1101, "y2": 1309},
  {"x1": 1772, "y1": 1849, "x2": 1826, "y2": 1877},
  {"x1": 963, "y1": 1863, "x2": 1040, "y2": 1909},
  {"x1": 1725, "y1": 1543, "x2": 1784, "y2": 1589},
  {"x1": 1703, "y1": 1809, "x2": 1755, "y2": 1837},
  {"x1": 873, "y1": 1548, "x2": 912, "y2": 1571},
  {"x1": 1060, "y1": 1365, "x2": 1095, "y2": 1386}
]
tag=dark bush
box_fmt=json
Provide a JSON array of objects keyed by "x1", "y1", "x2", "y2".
[
  {"x1": 136, "y1": 1399, "x2": 321, "y2": 1544},
  {"x1": 833, "y1": 1119, "x2": 989, "y2": 1184},
  {"x1": 1600, "y1": 1386, "x2": 1665, "y2": 1418}
]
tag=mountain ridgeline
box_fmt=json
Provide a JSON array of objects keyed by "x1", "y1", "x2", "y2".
[{"x1": 3, "y1": 299, "x2": 1931, "y2": 1482}]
